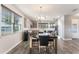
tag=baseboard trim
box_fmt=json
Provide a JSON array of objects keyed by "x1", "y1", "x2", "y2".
[
  {"x1": 58, "y1": 36, "x2": 72, "y2": 40},
  {"x1": 3, "y1": 40, "x2": 22, "y2": 54},
  {"x1": 63, "y1": 38, "x2": 72, "y2": 40}
]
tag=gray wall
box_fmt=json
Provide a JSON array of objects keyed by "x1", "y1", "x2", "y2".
[
  {"x1": 58, "y1": 15, "x2": 72, "y2": 40},
  {"x1": 64, "y1": 15, "x2": 72, "y2": 39}
]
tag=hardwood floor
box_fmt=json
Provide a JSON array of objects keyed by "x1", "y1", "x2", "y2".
[
  {"x1": 61, "y1": 39, "x2": 79, "y2": 54},
  {"x1": 8, "y1": 39, "x2": 79, "y2": 54},
  {"x1": 8, "y1": 41, "x2": 30, "y2": 54}
]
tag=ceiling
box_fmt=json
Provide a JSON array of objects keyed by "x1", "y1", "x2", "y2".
[{"x1": 15, "y1": 4, "x2": 79, "y2": 21}]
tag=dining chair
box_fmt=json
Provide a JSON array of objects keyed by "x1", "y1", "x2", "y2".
[
  {"x1": 48, "y1": 37, "x2": 55, "y2": 51},
  {"x1": 32, "y1": 37, "x2": 39, "y2": 47},
  {"x1": 39, "y1": 35, "x2": 49, "y2": 53}
]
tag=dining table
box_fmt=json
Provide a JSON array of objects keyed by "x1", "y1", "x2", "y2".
[{"x1": 29, "y1": 32, "x2": 58, "y2": 54}]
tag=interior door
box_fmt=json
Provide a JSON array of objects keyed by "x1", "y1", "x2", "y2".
[{"x1": 72, "y1": 19, "x2": 79, "y2": 38}]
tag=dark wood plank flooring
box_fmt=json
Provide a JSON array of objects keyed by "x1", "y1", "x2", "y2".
[{"x1": 8, "y1": 39, "x2": 79, "y2": 54}]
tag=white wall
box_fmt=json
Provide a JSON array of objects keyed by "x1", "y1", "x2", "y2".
[
  {"x1": 58, "y1": 16, "x2": 64, "y2": 39},
  {"x1": 71, "y1": 16, "x2": 79, "y2": 38},
  {"x1": 72, "y1": 19, "x2": 79, "y2": 38},
  {"x1": 0, "y1": 32, "x2": 22, "y2": 53},
  {"x1": 0, "y1": 4, "x2": 25, "y2": 54},
  {"x1": 58, "y1": 16, "x2": 65, "y2": 52}
]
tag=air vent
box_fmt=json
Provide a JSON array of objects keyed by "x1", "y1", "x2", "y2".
[{"x1": 72, "y1": 8, "x2": 78, "y2": 12}]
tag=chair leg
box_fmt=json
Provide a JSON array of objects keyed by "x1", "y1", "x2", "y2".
[
  {"x1": 53, "y1": 40, "x2": 55, "y2": 49},
  {"x1": 53, "y1": 42, "x2": 55, "y2": 49},
  {"x1": 39, "y1": 46, "x2": 40, "y2": 53},
  {"x1": 29, "y1": 48, "x2": 32, "y2": 54},
  {"x1": 39, "y1": 41, "x2": 40, "y2": 53},
  {"x1": 46, "y1": 46, "x2": 49, "y2": 53}
]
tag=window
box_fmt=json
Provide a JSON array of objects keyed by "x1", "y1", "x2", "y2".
[
  {"x1": 1, "y1": 6, "x2": 21, "y2": 36},
  {"x1": 2, "y1": 7, "x2": 12, "y2": 25},
  {"x1": 13, "y1": 13, "x2": 21, "y2": 32}
]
